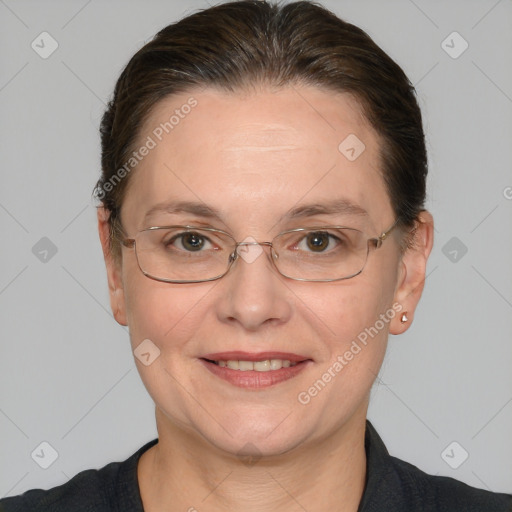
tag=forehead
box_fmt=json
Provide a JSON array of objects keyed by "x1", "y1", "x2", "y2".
[{"x1": 122, "y1": 86, "x2": 393, "y2": 233}]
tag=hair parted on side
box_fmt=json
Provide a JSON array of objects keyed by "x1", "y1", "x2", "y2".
[{"x1": 95, "y1": 0, "x2": 427, "y2": 260}]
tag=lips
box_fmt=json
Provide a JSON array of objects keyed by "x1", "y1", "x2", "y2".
[{"x1": 199, "y1": 351, "x2": 313, "y2": 388}]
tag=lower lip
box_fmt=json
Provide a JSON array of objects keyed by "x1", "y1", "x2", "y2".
[{"x1": 200, "y1": 359, "x2": 312, "y2": 389}]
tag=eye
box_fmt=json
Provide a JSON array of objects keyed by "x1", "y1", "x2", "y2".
[
  {"x1": 166, "y1": 231, "x2": 214, "y2": 252},
  {"x1": 296, "y1": 231, "x2": 341, "y2": 253}
]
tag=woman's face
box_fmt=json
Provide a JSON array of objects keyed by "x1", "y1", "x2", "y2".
[{"x1": 100, "y1": 86, "x2": 430, "y2": 457}]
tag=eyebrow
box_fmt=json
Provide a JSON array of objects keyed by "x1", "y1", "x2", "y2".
[
  {"x1": 143, "y1": 198, "x2": 368, "y2": 224},
  {"x1": 279, "y1": 199, "x2": 368, "y2": 222},
  {"x1": 144, "y1": 200, "x2": 223, "y2": 223}
]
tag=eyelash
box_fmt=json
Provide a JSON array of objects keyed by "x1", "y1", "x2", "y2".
[{"x1": 163, "y1": 229, "x2": 347, "y2": 254}]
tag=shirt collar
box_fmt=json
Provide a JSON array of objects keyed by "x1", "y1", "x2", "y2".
[{"x1": 358, "y1": 419, "x2": 407, "y2": 511}]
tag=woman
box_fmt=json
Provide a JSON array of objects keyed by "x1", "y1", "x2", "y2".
[{"x1": 1, "y1": 1, "x2": 510, "y2": 510}]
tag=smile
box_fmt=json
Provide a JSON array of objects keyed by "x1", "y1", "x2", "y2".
[
  {"x1": 200, "y1": 358, "x2": 312, "y2": 388},
  {"x1": 208, "y1": 359, "x2": 298, "y2": 371}
]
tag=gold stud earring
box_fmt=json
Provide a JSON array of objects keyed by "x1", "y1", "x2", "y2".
[{"x1": 400, "y1": 312, "x2": 408, "y2": 324}]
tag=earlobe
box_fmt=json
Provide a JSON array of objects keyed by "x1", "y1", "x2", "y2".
[
  {"x1": 111, "y1": 286, "x2": 128, "y2": 326},
  {"x1": 97, "y1": 207, "x2": 128, "y2": 326},
  {"x1": 389, "y1": 211, "x2": 434, "y2": 335},
  {"x1": 390, "y1": 305, "x2": 412, "y2": 335}
]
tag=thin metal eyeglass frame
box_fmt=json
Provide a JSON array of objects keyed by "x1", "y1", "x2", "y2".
[{"x1": 119, "y1": 218, "x2": 400, "y2": 284}]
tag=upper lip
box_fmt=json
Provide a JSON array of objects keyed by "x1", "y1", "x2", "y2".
[{"x1": 201, "y1": 351, "x2": 312, "y2": 363}]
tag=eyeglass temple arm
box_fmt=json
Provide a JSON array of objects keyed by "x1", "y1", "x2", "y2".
[
  {"x1": 374, "y1": 217, "x2": 401, "y2": 247},
  {"x1": 111, "y1": 218, "x2": 135, "y2": 248},
  {"x1": 120, "y1": 238, "x2": 135, "y2": 248}
]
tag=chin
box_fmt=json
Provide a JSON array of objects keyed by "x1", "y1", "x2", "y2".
[
  {"x1": 212, "y1": 429, "x2": 308, "y2": 460},
  {"x1": 192, "y1": 408, "x2": 314, "y2": 458}
]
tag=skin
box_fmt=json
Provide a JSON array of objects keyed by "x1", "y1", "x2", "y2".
[{"x1": 98, "y1": 85, "x2": 434, "y2": 512}]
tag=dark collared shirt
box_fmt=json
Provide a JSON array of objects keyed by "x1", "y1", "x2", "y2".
[{"x1": 1, "y1": 420, "x2": 511, "y2": 511}]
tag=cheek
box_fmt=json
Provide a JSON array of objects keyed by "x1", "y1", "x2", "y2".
[
  {"x1": 292, "y1": 279, "x2": 395, "y2": 429},
  {"x1": 307, "y1": 265, "x2": 399, "y2": 385},
  {"x1": 334, "y1": 259, "x2": 400, "y2": 366},
  {"x1": 122, "y1": 264, "x2": 215, "y2": 353},
  {"x1": 301, "y1": 270, "x2": 396, "y2": 343},
  {"x1": 121, "y1": 256, "x2": 173, "y2": 347}
]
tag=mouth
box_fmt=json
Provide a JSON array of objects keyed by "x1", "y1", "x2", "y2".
[
  {"x1": 203, "y1": 358, "x2": 300, "y2": 370},
  {"x1": 199, "y1": 351, "x2": 313, "y2": 388}
]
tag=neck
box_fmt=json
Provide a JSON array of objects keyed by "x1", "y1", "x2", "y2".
[{"x1": 138, "y1": 407, "x2": 367, "y2": 512}]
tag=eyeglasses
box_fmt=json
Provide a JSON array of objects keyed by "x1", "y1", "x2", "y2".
[{"x1": 119, "y1": 220, "x2": 399, "y2": 284}]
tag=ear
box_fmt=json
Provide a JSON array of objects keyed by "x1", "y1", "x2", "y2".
[
  {"x1": 389, "y1": 210, "x2": 434, "y2": 334},
  {"x1": 97, "y1": 207, "x2": 128, "y2": 326}
]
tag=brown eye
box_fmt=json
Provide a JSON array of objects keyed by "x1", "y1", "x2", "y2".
[
  {"x1": 181, "y1": 233, "x2": 205, "y2": 251},
  {"x1": 305, "y1": 232, "x2": 331, "y2": 252},
  {"x1": 167, "y1": 232, "x2": 210, "y2": 252},
  {"x1": 296, "y1": 231, "x2": 342, "y2": 253}
]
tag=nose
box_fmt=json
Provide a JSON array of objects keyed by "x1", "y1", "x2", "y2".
[{"x1": 214, "y1": 242, "x2": 293, "y2": 332}]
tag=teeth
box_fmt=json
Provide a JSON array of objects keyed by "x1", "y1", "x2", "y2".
[
  {"x1": 214, "y1": 359, "x2": 298, "y2": 371},
  {"x1": 254, "y1": 360, "x2": 270, "y2": 371},
  {"x1": 270, "y1": 359, "x2": 282, "y2": 370},
  {"x1": 239, "y1": 360, "x2": 254, "y2": 371}
]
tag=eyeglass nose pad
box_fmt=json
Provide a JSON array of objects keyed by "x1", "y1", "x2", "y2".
[{"x1": 228, "y1": 243, "x2": 277, "y2": 269}]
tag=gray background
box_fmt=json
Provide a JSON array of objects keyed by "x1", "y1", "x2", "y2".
[{"x1": 1, "y1": 0, "x2": 511, "y2": 499}]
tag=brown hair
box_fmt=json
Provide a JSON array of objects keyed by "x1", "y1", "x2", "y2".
[{"x1": 95, "y1": 0, "x2": 427, "y2": 259}]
